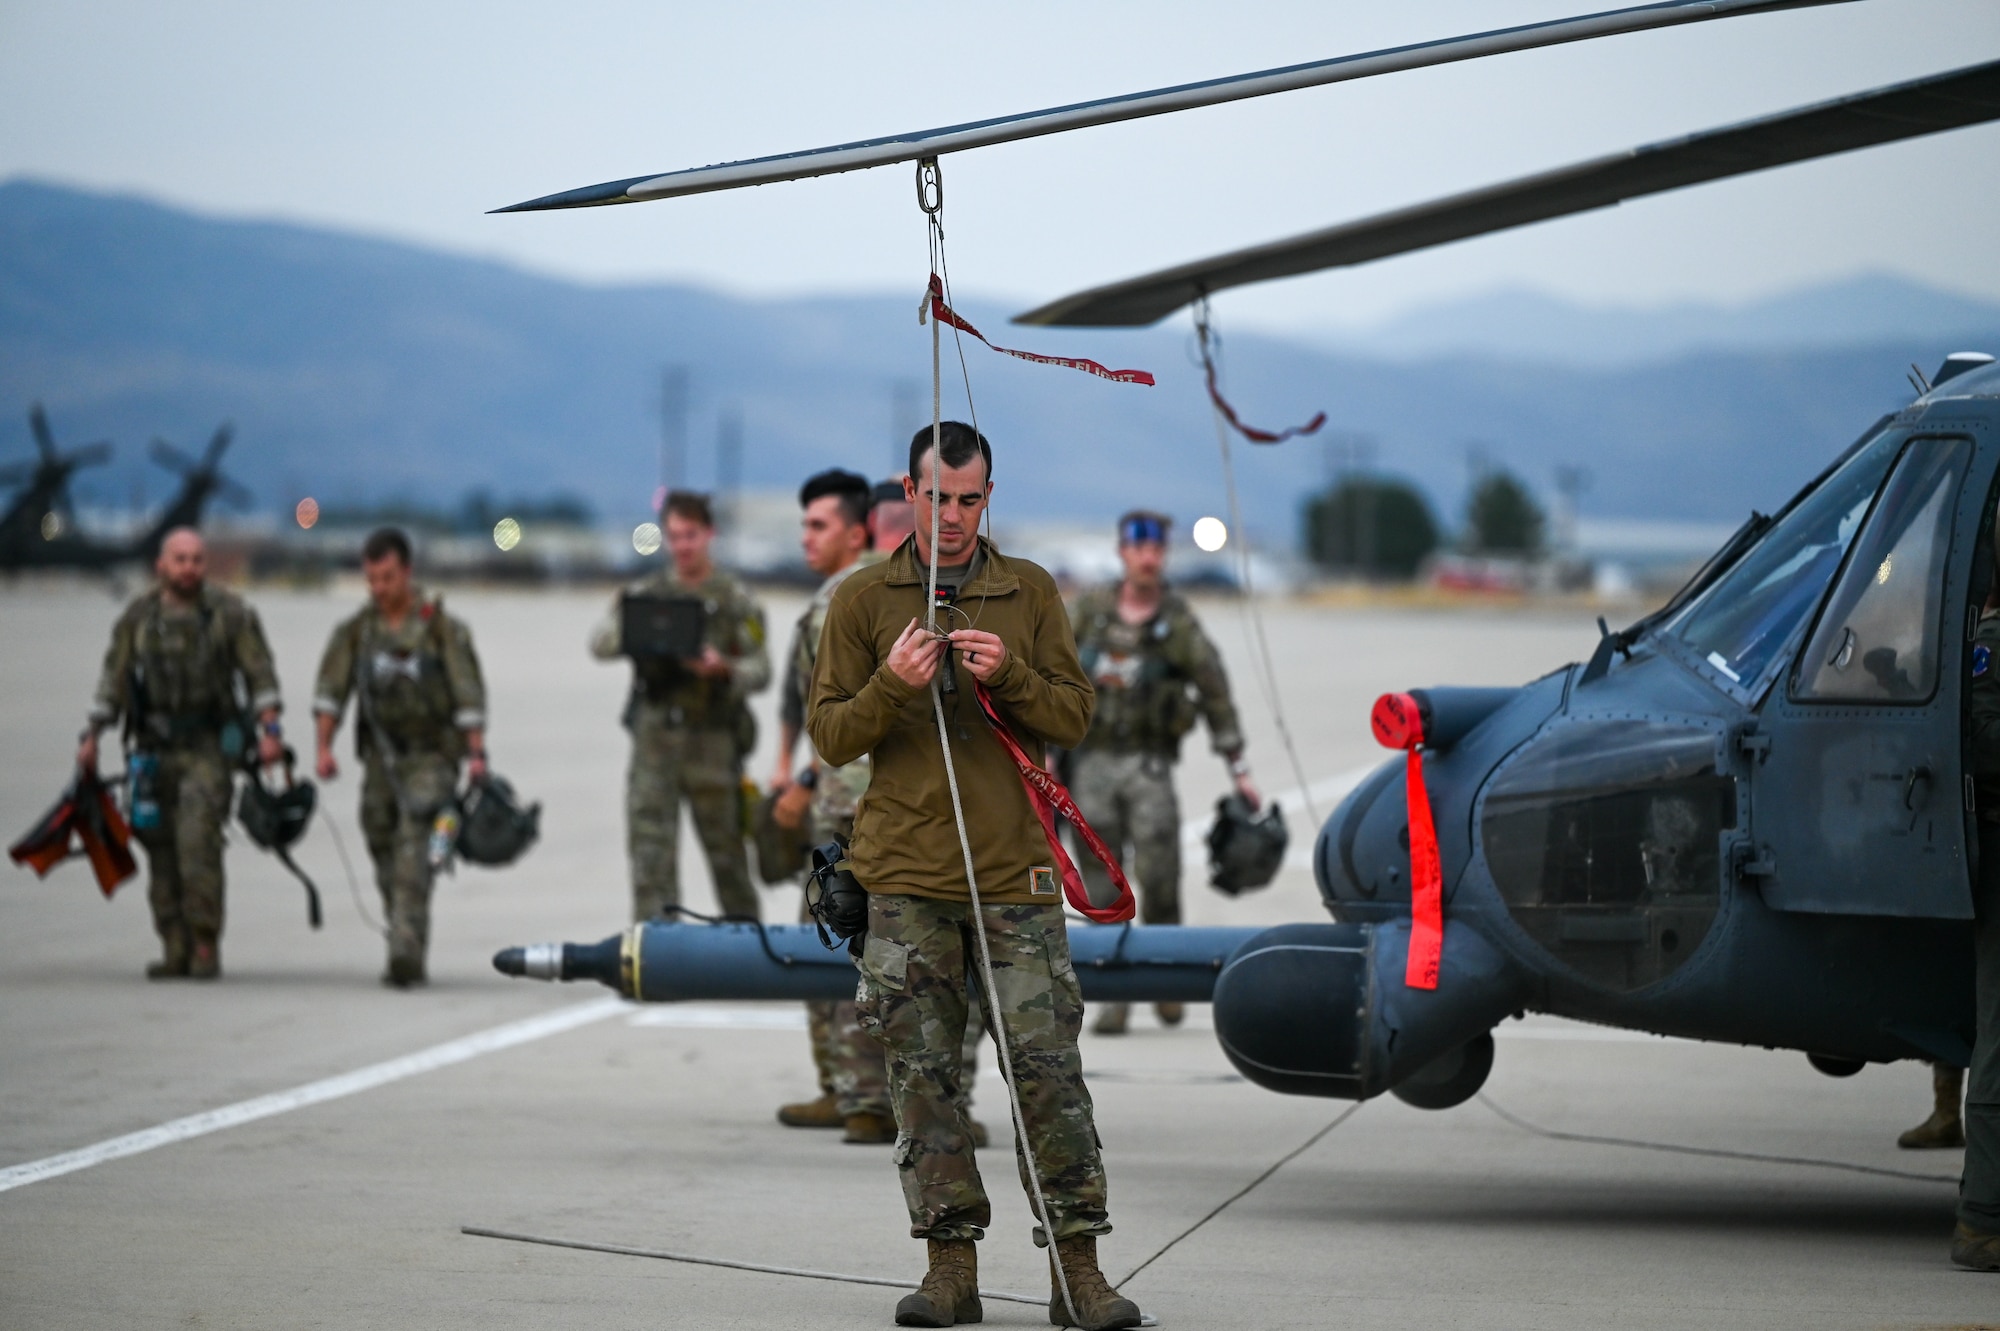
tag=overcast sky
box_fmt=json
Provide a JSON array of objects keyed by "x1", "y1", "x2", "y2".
[{"x1": 3, "y1": 0, "x2": 1997, "y2": 336}]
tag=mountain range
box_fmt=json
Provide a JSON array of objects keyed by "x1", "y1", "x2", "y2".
[{"x1": 3, "y1": 177, "x2": 1996, "y2": 545}]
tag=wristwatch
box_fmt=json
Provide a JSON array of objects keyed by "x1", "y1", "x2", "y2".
[
  {"x1": 797, "y1": 767, "x2": 819, "y2": 790},
  {"x1": 262, "y1": 720, "x2": 284, "y2": 738}
]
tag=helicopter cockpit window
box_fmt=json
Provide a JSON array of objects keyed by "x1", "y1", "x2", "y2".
[
  {"x1": 1792, "y1": 438, "x2": 1970, "y2": 703},
  {"x1": 1480, "y1": 718, "x2": 1733, "y2": 992},
  {"x1": 1671, "y1": 429, "x2": 1902, "y2": 691}
]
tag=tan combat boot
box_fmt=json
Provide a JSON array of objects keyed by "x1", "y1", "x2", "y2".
[
  {"x1": 1951, "y1": 1220, "x2": 2000, "y2": 1271},
  {"x1": 895, "y1": 1237, "x2": 981, "y2": 1327},
  {"x1": 843, "y1": 1110, "x2": 897, "y2": 1144},
  {"x1": 1091, "y1": 1004, "x2": 1130, "y2": 1036},
  {"x1": 186, "y1": 935, "x2": 220, "y2": 981},
  {"x1": 1047, "y1": 1235, "x2": 1141, "y2": 1330},
  {"x1": 776, "y1": 1093, "x2": 844, "y2": 1128},
  {"x1": 1154, "y1": 1002, "x2": 1184, "y2": 1027},
  {"x1": 146, "y1": 922, "x2": 190, "y2": 980},
  {"x1": 1898, "y1": 1065, "x2": 1965, "y2": 1149}
]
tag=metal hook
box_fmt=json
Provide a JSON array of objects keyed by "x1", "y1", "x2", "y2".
[{"x1": 916, "y1": 157, "x2": 943, "y2": 215}]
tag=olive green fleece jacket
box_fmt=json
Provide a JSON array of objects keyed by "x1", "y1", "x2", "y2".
[{"x1": 806, "y1": 536, "x2": 1094, "y2": 904}]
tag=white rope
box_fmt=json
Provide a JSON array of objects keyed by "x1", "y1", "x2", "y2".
[{"x1": 920, "y1": 158, "x2": 1082, "y2": 1326}]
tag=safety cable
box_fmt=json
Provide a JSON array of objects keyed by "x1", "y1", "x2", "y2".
[
  {"x1": 1476, "y1": 1093, "x2": 1958, "y2": 1185},
  {"x1": 316, "y1": 807, "x2": 387, "y2": 938},
  {"x1": 460, "y1": 1226, "x2": 1047, "y2": 1306},
  {"x1": 654, "y1": 903, "x2": 853, "y2": 971},
  {"x1": 1193, "y1": 297, "x2": 1320, "y2": 829},
  {"x1": 918, "y1": 155, "x2": 1082, "y2": 1327},
  {"x1": 1115, "y1": 1102, "x2": 1361, "y2": 1289}
]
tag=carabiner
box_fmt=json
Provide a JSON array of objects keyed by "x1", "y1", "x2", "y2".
[{"x1": 916, "y1": 157, "x2": 943, "y2": 215}]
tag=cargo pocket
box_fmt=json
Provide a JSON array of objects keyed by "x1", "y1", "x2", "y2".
[{"x1": 859, "y1": 934, "x2": 910, "y2": 993}]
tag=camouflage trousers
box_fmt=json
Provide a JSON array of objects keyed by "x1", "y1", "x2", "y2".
[
  {"x1": 1965, "y1": 822, "x2": 2000, "y2": 1228},
  {"x1": 1070, "y1": 749, "x2": 1183, "y2": 925},
  {"x1": 627, "y1": 714, "x2": 757, "y2": 923},
  {"x1": 361, "y1": 750, "x2": 458, "y2": 969},
  {"x1": 135, "y1": 746, "x2": 233, "y2": 945},
  {"x1": 856, "y1": 892, "x2": 1109, "y2": 1244},
  {"x1": 800, "y1": 812, "x2": 976, "y2": 1119}
]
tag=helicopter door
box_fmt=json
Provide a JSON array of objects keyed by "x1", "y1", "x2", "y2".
[{"x1": 1749, "y1": 434, "x2": 1978, "y2": 918}]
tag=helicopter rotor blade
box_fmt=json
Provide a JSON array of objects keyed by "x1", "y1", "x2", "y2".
[
  {"x1": 203, "y1": 423, "x2": 233, "y2": 467},
  {"x1": 492, "y1": 0, "x2": 1850, "y2": 213},
  {"x1": 28, "y1": 403, "x2": 56, "y2": 460},
  {"x1": 1018, "y1": 57, "x2": 2000, "y2": 327},
  {"x1": 150, "y1": 438, "x2": 196, "y2": 473}
]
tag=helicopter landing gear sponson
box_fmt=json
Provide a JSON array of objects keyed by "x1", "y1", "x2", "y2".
[
  {"x1": 1391, "y1": 1032, "x2": 1497, "y2": 1110},
  {"x1": 1807, "y1": 1052, "x2": 1867, "y2": 1078},
  {"x1": 1211, "y1": 919, "x2": 1525, "y2": 1102}
]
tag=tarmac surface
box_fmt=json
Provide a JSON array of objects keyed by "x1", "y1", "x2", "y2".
[{"x1": 0, "y1": 581, "x2": 1988, "y2": 1329}]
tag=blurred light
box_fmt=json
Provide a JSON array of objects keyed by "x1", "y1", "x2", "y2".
[
  {"x1": 39, "y1": 511, "x2": 62, "y2": 541},
  {"x1": 1191, "y1": 516, "x2": 1228, "y2": 552},
  {"x1": 493, "y1": 517, "x2": 523, "y2": 551},
  {"x1": 632, "y1": 521, "x2": 662, "y2": 556},
  {"x1": 295, "y1": 497, "x2": 320, "y2": 530}
]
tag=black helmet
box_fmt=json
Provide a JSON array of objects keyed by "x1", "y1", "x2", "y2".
[
  {"x1": 1206, "y1": 793, "x2": 1287, "y2": 896},
  {"x1": 804, "y1": 838, "x2": 869, "y2": 953},
  {"x1": 237, "y1": 772, "x2": 316, "y2": 852},
  {"x1": 457, "y1": 775, "x2": 541, "y2": 867}
]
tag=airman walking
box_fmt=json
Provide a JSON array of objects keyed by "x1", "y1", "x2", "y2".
[
  {"x1": 313, "y1": 527, "x2": 488, "y2": 987},
  {"x1": 1068, "y1": 510, "x2": 1259, "y2": 1035},
  {"x1": 80, "y1": 526, "x2": 284, "y2": 979}
]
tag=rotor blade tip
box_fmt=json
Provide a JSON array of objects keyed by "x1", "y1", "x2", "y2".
[{"x1": 491, "y1": 176, "x2": 649, "y2": 214}]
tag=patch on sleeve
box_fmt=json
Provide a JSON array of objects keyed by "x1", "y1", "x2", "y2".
[
  {"x1": 1976, "y1": 644, "x2": 1992, "y2": 679},
  {"x1": 1029, "y1": 866, "x2": 1058, "y2": 897}
]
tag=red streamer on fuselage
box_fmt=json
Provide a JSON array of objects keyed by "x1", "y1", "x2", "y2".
[{"x1": 1371, "y1": 692, "x2": 1441, "y2": 990}]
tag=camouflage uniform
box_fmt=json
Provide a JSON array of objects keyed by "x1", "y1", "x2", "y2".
[
  {"x1": 783, "y1": 558, "x2": 892, "y2": 1118},
  {"x1": 592, "y1": 567, "x2": 769, "y2": 923},
  {"x1": 1961, "y1": 609, "x2": 2000, "y2": 1238},
  {"x1": 1068, "y1": 584, "x2": 1244, "y2": 924},
  {"x1": 314, "y1": 590, "x2": 485, "y2": 975},
  {"x1": 856, "y1": 892, "x2": 1105, "y2": 1244},
  {"x1": 90, "y1": 586, "x2": 282, "y2": 961}
]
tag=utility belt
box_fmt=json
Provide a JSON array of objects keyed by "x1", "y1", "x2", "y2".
[
  {"x1": 1077, "y1": 738, "x2": 1179, "y2": 766},
  {"x1": 629, "y1": 695, "x2": 733, "y2": 731},
  {"x1": 134, "y1": 710, "x2": 226, "y2": 750},
  {"x1": 359, "y1": 720, "x2": 456, "y2": 760}
]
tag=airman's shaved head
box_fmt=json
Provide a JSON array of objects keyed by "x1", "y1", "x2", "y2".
[{"x1": 156, "y1": 527, "x2": 207, "y2": 601}]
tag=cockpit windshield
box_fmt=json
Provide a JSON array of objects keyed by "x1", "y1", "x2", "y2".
[{"x1": 1671, "y1": 429, "x2": 1903, "y2": 690}]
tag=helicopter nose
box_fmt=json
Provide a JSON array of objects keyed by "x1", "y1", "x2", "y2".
[{"x1": 1316, "y1": 759, "x2": 1408, "y2": 909}]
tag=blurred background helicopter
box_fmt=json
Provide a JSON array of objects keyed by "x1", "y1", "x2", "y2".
[
  {"x1": 494, "y1": 0, "x2": 2000, "y2": 1110},
  {"x1": 0, "y1": 403, "x2": 252, "y2": 573}
]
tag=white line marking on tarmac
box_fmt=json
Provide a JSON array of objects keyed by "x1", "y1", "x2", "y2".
[{"x1": 0, "y1": 995, "x2": 627, "y2": 1196}]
